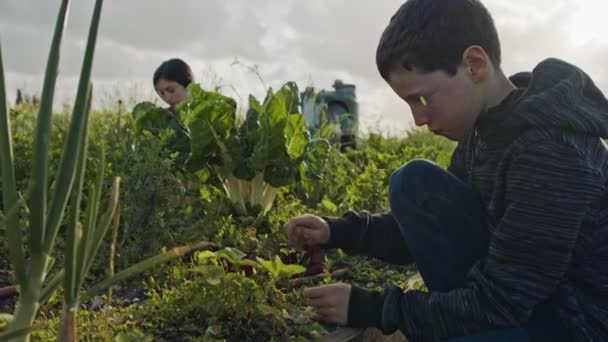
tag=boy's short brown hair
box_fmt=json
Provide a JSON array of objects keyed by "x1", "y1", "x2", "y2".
[{"x1": 376, "y1": 0, "x2": 502, "y2": 79}]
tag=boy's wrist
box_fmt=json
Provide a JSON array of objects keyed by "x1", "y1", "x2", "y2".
[
  {"x1": 320, "y1": 216, "x2": 346, "y2": 249},
  {"x1": 347, "y1": 285, "x2": 384, "y2": 329}
]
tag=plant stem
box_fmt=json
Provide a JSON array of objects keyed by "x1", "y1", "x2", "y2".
[
  {"x1": 7, "y1": 292, "x2": 40, "y2": 342},
  {"x1": 261, "y1": 185, "x2": 278, "y2": 214},
  {"x1": 107, "y1": 203, "x2": 121, "y2": 307},
  {"x1": 57, "y1": 304, "x2": 77, "y2": 342},
  {"x1": 7, "y1": 249, "x2": 50, "y2": 341},
  {"x1": 0, "y1": 41, "x2": 28, "y2": 289}
]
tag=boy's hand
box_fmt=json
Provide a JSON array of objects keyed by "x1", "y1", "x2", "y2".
[
  {"x1": 304, "y1": 282, "x2": 351, "y2": 325},
  {"x1": 284, "y1": 214, "x2": 331, "y2": 249}
]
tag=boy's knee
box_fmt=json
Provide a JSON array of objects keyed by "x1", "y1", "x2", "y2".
[{"x1": 388, "y1": 159, "x2": 438, "y2": 205}]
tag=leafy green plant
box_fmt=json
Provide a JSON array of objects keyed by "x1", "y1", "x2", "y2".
[
  {"x1": 0, "y1": 1, "x2": 105, "y2": 340},
  {"x1": 133, "y1": 82, "x2": 331, "y2": 217},
  {"x1": 133, "y1": 251, "x2": 324, "y2": 341},
  {"x1": 341, "y1": 161, "x2": 389, "y2": 213},
  {"x1": 131, "y1": 101, "x2": 190, "y2": 166},
  {"x1": 185, "y1": 82, "x2": 331, "y2": 217},
  {"x1": 30, "y1": 305, "x2": 140, "y2": 341},
  {"x1": 111, "y1": 131, "x2": 196, "y2": 266},
  {"x1": 256, "y1": 256, "x2": 306, "y2": 280},
  {"x1": 194, "y1": 247, "x2": 259, "y2": 277}
]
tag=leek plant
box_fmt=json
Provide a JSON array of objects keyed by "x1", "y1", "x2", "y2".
[{"x1": 0, "y1": 0, "x2": 107, "y2": 340}]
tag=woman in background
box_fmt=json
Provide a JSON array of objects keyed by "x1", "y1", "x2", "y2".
[
  {"x1": 153, "y1": 58, "x2": 194, "y2": 115},
  {"x1": 152, "y1": 58, "x2": 193, "y2": 164}
]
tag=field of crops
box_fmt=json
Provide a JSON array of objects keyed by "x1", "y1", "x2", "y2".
[
  {"x1": 0, "y1": 1, "x2": 456, "y2": 340},
  {"x1": 1, "y1": 99, "x2": 455, "y2": 341}
]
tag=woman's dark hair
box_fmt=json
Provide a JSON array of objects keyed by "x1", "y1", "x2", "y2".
[
  {"x1": 153, "y1": 58, "x2": 194, "y2": 87},
  {"x1": 376, "y1": 0, "x2": 501, "y2": 79}
]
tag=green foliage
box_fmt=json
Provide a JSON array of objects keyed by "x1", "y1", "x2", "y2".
[
  {"x1": 131, "y1": 101, "x2": 191, "y2": 166},
  {"x1": 31, "y1": 306, "x2": 139, "y2": 341},
  {"x1": 256, "y1": 256, "x2": 306, "y2": 280},
  {"x1": 112, "y1": 132, "x2": 193, "y2": 267},
  {"x1": 5, "y1": 86, "x2": 449, "y2": 340},
  {"x1": 182, "y1": 84, "x2": 237, "y2": 170},
  {"x1": 132, "y1": 102, "x2": 171, "y2": 135},
  {"x1": 291, "y1": 131, "x2": 454, "y2": 209},
  {"x1": 341, "y1": 161, "x2": 388, "y2": 213},
  {"x1": 338, "y1": 254, "x2": 418, "y2": 292},
  {"x1": 136, "y1": 269, "x2": 323, "y2": 341},
  {"x1": 132, "y1": 82, "x2": 330, "y2": 216}
]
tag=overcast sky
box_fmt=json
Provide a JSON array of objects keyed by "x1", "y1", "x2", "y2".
[{"x1": 1, "y1": 0, "x2": 607, "y2": 135}]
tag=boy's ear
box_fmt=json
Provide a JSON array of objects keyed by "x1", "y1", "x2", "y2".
[{"x1": 461, "y1": 46, "x2": 490, "y2": 83}]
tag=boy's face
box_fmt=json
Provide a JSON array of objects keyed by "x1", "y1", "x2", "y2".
[{"x1": 387, "y1": 65, "x2": 482, "y2": 142}]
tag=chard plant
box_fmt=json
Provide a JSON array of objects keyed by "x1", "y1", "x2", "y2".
[{"x1": 133, "y1": 82, "x2": 330, "y2": 217}]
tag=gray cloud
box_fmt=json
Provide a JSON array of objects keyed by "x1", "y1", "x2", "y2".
[
  {"x1": 0, "y1": 0, "x2": 271, "y2": 77},
  {"x1": 283, "y1": 0, "x2": 403, "y2": 83},
  {"x1": 488, "y1": 0, "x2": 608, "y2": 89}
]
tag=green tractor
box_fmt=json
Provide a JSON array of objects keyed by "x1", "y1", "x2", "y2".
[{"x1": 301, "y1": 79, "x2": 359, "y2": 151}]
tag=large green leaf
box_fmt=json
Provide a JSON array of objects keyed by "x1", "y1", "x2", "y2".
[
  {"x1": 246, "y1": 83, "x2": 312, "y2": 188},
  {"x1": 184, "y1": 84, "x2": 236, "y2": 169},
  {"x1": 252, "y1": 90, "x2": 287, "y2": 171},
  {"x1": 224, "y1": 95, "x2": 263, "y2": 180},
  {"x1": 247, "y1": 94, "x2": 264, "y2": 117},
  {"x1": 166, "y1": 116, "x2": 191, "y2": 153},
  {"x1": 256, "y1": 256, "x2": 305, "y2": 279},
  {"x1": 275, "y1": 81, "x2": 300, "y2": 115},
  {"x1": 44, "y1": 0, "x2": 102, "y2": 253},
  {"x1": 251, "y1": 84, "x2": 298, "y2": 180},
  {"x1": 285, "y1": 114, "x2": 309, "y2": 160},
  {"x1": 226, "y1": 135, "x2": 255, "y2": 181},
  {"x1": 0, "y1": 39, "x2": 27, "y2": 288},
  {"x1": 264, "y1": 159, "x2": 298, "y2": 188},
  {"x1": 29, "y1": 0, "x2": 71, "y2": 257},
  {"x1": 132, "y1": 102, "x2": 170, "y2": 134},
  {"x1": 195, "y1": 248, "x2": 259, "y2": 271}
]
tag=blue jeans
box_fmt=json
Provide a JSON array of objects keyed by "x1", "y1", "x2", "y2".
[{"x1": 388, "y1": 160, "x2": 568, "y2": 342}]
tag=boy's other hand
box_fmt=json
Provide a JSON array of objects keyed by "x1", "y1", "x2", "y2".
[
  {"x1": 284, "y1": 214, "x2": 330, "y2": 250},
  {"x1": 304, "y1": 282, "x2": 351, "y2": 325}
]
